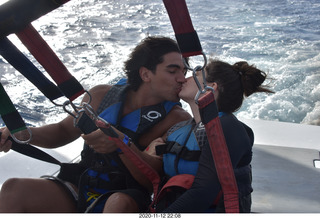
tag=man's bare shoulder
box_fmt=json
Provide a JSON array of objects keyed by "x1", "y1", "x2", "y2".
[
  {"x1": 168, "y1": 105, "x2": 192, "y2": 122},
  {"x1": 86, "y1": 84, "x2": 113, "y2": 109},
  {"x1": 88, "y1": 84, "x2": 112, "y2": 95}
]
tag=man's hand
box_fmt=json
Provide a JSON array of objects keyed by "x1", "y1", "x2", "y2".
[
  {"x1": 81, "y1": 129, "x2": 118, "y2": 154},
  {"x1": 0, "y1": 127, "x2": 12, "y2": 153}
]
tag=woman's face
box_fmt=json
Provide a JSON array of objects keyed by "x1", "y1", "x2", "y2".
[{"x1": 178, "y1": 71, "x2": 204, "y2": 103}]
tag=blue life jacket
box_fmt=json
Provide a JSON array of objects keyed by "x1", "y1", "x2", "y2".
[
  {"x1": 76, "y1": 79, "x2": 181, "y2": 212},
  {"x1": 158, "y1": 112, "x2": 225, "y2": 177},
  {"x1": 153, "y1": 113, "x2": 253, "y2": 213},
  {"x1": 98, "y1": 80, "x2": 179, "y2": 150}
]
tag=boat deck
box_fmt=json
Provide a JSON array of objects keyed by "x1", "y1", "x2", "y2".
[
  {"x1": 252, "y1": 144, "x2": 320, "y2": 213},
  {"x1": 1, "y1": 119, "x2": 319, "y2": 213}
]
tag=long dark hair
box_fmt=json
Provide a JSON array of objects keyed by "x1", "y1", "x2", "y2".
[{"x1": 205, "y1": 59, "x2": 274, "y2": 113}]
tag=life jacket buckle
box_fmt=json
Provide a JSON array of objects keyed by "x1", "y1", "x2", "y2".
[{"x1": 168, "y1": 142, "x2": 183, "y2": 155}]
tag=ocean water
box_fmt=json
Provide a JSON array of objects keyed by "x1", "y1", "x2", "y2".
[{"x1": 0, "y1": 0, "x2": 319, "y2": 127}]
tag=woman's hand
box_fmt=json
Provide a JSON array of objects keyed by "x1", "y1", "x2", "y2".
[{"x1": 145, "y1": 137, "x2": 165, "y2": 156}]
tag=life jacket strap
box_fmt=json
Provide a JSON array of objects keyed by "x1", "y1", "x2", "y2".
[{"x1": 156, "y1": 141, "x2": 201, "y2": 161}]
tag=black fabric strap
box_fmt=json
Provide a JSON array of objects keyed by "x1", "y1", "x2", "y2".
[
  {"x1": 156, "y1": 141, "x2": 201, "y2": 162},
  {"x1": 0, "y1": 132, "x2": 61, "y2": 166},
  {"x1": 0, "y1": 0, "x2": 70, "y2": 38},
  {"x1": 163, "y1": 0, "x2": 203, "y2": 57}
]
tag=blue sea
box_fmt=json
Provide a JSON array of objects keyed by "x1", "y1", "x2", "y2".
[{"x1": 0, "y1": 0, "x2": 320, "y2": 127}]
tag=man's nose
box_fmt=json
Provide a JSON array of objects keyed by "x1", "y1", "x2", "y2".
[{"x1": 177, "y1": 71, "x2": 187, "y2": 83}]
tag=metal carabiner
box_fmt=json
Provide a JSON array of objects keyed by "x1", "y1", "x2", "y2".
[
  {"x1": 75, "y1": 102, "x2": 110, "y2": 128},
  {"x1": 75, "y1": 102, "x2": 116, "y2": 136},
  {"x1": 10, "y1": 126, "x2": 33, "y2": 144},
  {"x1": 193, "y1": 65, "x2": 206, "y2": 92},
  {"x1": 193, "y1": 67, "x2": 214, "y2": 104},
  {"x1": 182, "y1": 52, "x2": 214, "y2": 104},
  {"x1": 81, "y1": 102, "x2": 99, "y2": 121},
  {"x1": 183, "y1": 52, "x2": 207, "y2": 72},
  {"x1": 62, "y1": 90, "x2": 93, "y2": 117},
  {"x1": 62, "y1": 100, "x2": 79, "y2": 118},
  {"x1": 53, "y1": 90, "x2": 92, "y2": 107}
]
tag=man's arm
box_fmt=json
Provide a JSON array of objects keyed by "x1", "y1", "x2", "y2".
[
  {"x1": 0, "y1": 110, "x2": 80, "y2": 151},
  {"x1": 0, "y1": 84, "x2": 112, "y2": 151}
]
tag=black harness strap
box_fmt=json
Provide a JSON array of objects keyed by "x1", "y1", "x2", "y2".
[
  {"x1": 0, "y1": 37, "x2": 64, "y2": 101},
  {"x1": 0, "y1": 132, "x2": 61, "y2": 166},
  {"x1": 163, "y1": 0, "x2": 202, "y2": 57},
  {"x1": 0, "y1": 0, "x2": 70, "y2": 38},
  {"x1": 156, "y1": 141, "x2": 201, "y2": 162}
]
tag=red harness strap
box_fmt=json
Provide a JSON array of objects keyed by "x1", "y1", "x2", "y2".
[
  {"x1": 16, "y1": 24, "x2": 84, "y2": 101},
  {"x1": 114, "y1": 136, "x2": 161, "y2": 197},
  {"x1": 198, "y1": 92, "x2": 239, "y2": 213},
  {"x1": 163, "y1": 0, "x2": 202, "y2": 57},
  {"x1": 163, "y1": 0, "x2": 239, "y2": 213},
  {"x1": 94, "y1": 120, "x2": 161, "y2": 198},
  {"x1": 150, "y1": 174, "x2": 194, "y2": 212}
]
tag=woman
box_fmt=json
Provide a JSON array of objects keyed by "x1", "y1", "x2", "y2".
[{"x1": 147, "y1": 59, "x2": 274, "y2": 212}]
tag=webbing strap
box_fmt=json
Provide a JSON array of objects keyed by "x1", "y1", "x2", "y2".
[
  {"x1": 16, "y1": 24, "x2": 84, "y2": 101},
  {"x1": 0, "y1": 37, "x2": 63, "y2": 101},
  {"x1": 0, "y1": 83, "x2": 27, "y2": 134},
  {"x1": 114, "y1": 136, "x2": 161, "y2": 195},
  {"x1": 0, "y1": 0, "x2": 70, "y2": 38},
  {"x1": 198, "y1": 92, "x2": 239, "y2": 213},
  {"x1": 163, "y1": 0, "x2": 202, "y2": 57},
  {"x1": 75, "y1": 115, "x2": 161, "y2": 196},
  {"x1": 95, "y1": 120, "x2": 161, "y2": 197},
  {"x1": 0, "y1": 132, "x2": 61, "y2": 166},
  {"x1": 150, "y1": 174, "x2": 195, "y2": 212},
  {"x1": 164, "y1": 0, "x2": 239, "y2": 212}
]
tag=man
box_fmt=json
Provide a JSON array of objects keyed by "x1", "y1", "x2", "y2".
[{"x1": 0, "y1": 36, "x2": 190, "y2": 213}]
